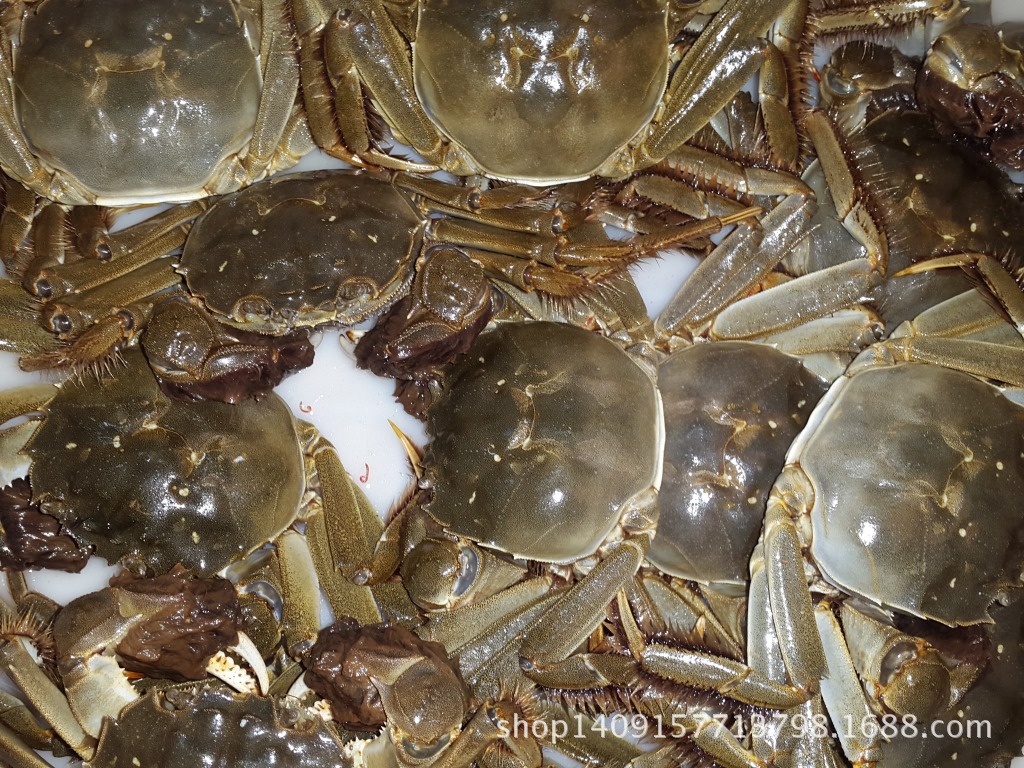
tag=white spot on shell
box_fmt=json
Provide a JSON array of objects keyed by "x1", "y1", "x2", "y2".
[
  {"x1": 970, "y1": 222, "x2": 977, "y2": 232},
  {"x1": 192, "y1": 531, "x2": 200, "y2": 543},
  {"x1": 368, "y1": 234, "x2": 378, "y2": 243},
  {"x1": 468, "y1": 491, "x2": 476, "y2": 504},
  {"x1": 949, "y1": 577, "x2": 956, "y2": 588},
  {"x1": 914, "y1": 173, "x2": 923, "y2": 180},
  {"x1": 163, "y1": 32, "x2": 173, "y2": 40},
  {"x1": 998, "y1": 643, "x2": 1005, "y2": 654},
  {"x1": 84, "y1": 39, "x2": 93, "y2": 47},
  {"x1": 496, "y1": 379, "x2": 506, "y2": 386},
  {"x1": 493, "y1": 454, "x2": 502, "y2": 463},
  {"x1": 328, "y1": 215, "x2": 337, "y2": 222},
  {"x1": 996, "y1": 461, "x2": 1004, "y2": 471},
  {"x1": 747, "y1": 497, "x2": 757, "y2": 505},
  {"x1": 251, "y1": 229, "x2": 260, "y2": 236},
  {"x1": 959, "y1": 528, "x2": 967, "y2": 537},
  {"x1": 218, "y1": 260, "x2": 228, "y2": 272},
  {"x1": 768, "y1": 420, "x2": 777, "y2": 429},
  {"x1": 178, "y1": 487, "x2": 190, "y2": 498},
  {"x1": 65, "y1": 442, "x2": 76, "y2": 449},
  {"x1": 500, "y1": 12, "x2": 508, "y2": 21},
  {"x1": 112, "y1": 435, "x2": 121, "y2": 448}
]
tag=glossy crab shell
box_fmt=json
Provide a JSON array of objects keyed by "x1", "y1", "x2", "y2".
[{"x1": 423, "y1": 321, "x2": 663, "y2": 564}]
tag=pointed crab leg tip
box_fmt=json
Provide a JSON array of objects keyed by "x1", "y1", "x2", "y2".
[
  {"x1": 388, "y1": 419, "x2": 424, "y2": 476},
  {"x1": 721, "y1": 205, "x2": 763, "y2": 226},
  {"x1": 893, "y1": 253, "x2": 980, "y2": 277}
]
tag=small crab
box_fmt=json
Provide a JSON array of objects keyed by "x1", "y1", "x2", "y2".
[
  {"x1": 806, "y1": 39, "x2": 1024, "y2": 333},
  {"x1": 0, "y1": 567, "x2": 279, "y2": 761},
  {"x1": 917, "y1": 22, "x2": 1024, "y2": 170},
  {"x1": 0, "y1": 0, "x2": 312, "y2": 206},
  {"x1": 0, "y1": 167, "x2": 753, "y2": 395}
]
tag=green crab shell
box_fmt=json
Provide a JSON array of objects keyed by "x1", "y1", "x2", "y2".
[
  {"x1": 179, "y1": 170, "x2": 423, "y2": 335},
  {"x1": 424, "y1": 321, "x2": 663, "y2": 564},
  {"x1": 27, "y1": 351, "x2": 305, "y2": 576},
  {"x1": 800, "y1": 363, "x2": 1024, "y2": 626},
  {"x1": 14, "y1": 0, "x2": 263, "y2": 203}
]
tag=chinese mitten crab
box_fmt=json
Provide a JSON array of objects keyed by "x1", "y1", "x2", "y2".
[
  {"x1": 0, "y1": 167, "x2": 753, "y2": 389},
  {"x1": 0, "y1": 0, "x2": 311, "y2": 205},
  {"x1": 744, "y1": 293, "x2": 1024, "y2": 765},
  {"x1": 295, "y1": 0, "x2": 806, "y2": 179},
  {"x1": 0, "y1": 567, "x2": 280, "y2": 762},
  {"x1": 0, "y1": 349, "x2": 403, "y2": 654}
]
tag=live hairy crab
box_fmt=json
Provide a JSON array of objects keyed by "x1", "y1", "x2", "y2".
[
  {"x1": 0, "y1": 167, "x2": 752, "y2": 397},
  {"x1": 0, "y1": 0, "x2": 311, "y2": 206}
]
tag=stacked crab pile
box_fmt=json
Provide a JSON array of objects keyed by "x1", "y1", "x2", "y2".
[{"x1": 0, "y1": 1, "x2": 1022, "y2": 767}]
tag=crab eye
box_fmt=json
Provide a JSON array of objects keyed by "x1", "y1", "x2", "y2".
[
  {"x1": 116, "y1": 310, "x2": 135, "y2": 331},
  {"x1": 50, "y1": 313, "x2": 73, "y2": 335},
  {"x1": 452, "y1": 546, "x2": 479, "y2": 598},
  {"x1": 96, "y1": 242, "x2": 113, "y2": 261},
  {"x1": 32, "y1": 277, "x2": 53, "y2": 299},
  {"x1": 879, "y1": 641, "x2": 917, "y2": 685},
  {"x1": 825, "y1": 69, "x2": 857, "y2": 97}
]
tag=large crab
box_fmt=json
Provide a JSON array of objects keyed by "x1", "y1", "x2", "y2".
[
  {"x1": 294, "y1": 0, "x2": 967, "y2": 188},
  {"x1": 0, "y1": 349, "x2": 410, "y2": 655},
  {"x1": 742, "y1": 287, "x2": 1024, "y2": 765},
  {"x1": 295, "y1": 0, "x2": 804, "y2": 180},
  {"x1": 0, "y1": 0, "x2": 312, "y2": 206}
]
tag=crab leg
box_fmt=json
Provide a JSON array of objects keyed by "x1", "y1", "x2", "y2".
[
  {"x1": 270, "y1": 529, "x2": 323, "y2": 655},
  {"x1": 295, "y1": 0, "x2": 445, "y2": 171},
  {"x1": 0, "y1": 282, "x2": 61, "y2": 359},
  {"x1": 896, "y1": 253, "x2": 1024, "y2": 339},
  {"x1": 237, "y1": 0, "x2": 306, "y2": 182},
  {"x1": 897, "y1": 288, "x2": 1024, "y2": 344},
  {"x1": 0, "y1": 641, "x2": 93, "y2": 760},
  {"x1": 637, "y1": 0, "x2": 799, "y2": 168},
  {"x1": 0, "y1": 177, "x2": 37, "y2": 274},
  {"x1": 627, "y1": 573, "x2": 745, "y2": 661},
  {"x1": 0, "y1": 689, "x2": 54, "y2": 753},
  {"x1": 657, "y1": 195, "x2": 813, "y2": 336},
  {"x1": 808, "y1": 0, "x2": 966, "y2": 40},
  {"x1": 804, "y1": 110, "x2": 889, "y2": 272},
  {"x1": 746, "y1": 566, "x2": 850, "y2": 768},
  {"x1": 0, "y1": 721, "x2": 53, "y2": 768},
  {"x1": 813, "y1": 605, "x2": 883, "y2": 766}
]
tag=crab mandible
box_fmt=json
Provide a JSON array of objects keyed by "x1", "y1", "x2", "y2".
[{"x1": 0, "y1": 0, "x2": 311, "y2": 206}]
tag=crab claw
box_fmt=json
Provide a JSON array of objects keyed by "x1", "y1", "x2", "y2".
[{"x1": 206, "y1": 630, "x2": 270, "y2": 695}]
